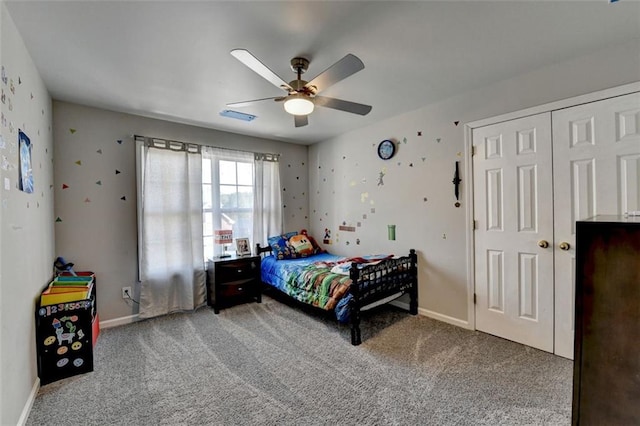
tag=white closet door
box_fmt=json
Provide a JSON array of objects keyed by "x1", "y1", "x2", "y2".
[
  {"x1": 473, "y1": 112, "x2": 555, "y2": 352},
  {"x1": 552, "y1": 91, "x2": 640, "y2": 359}
]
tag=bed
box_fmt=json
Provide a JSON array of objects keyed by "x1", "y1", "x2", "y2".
[{"x1": 256, "y1": 242, "x2": 418, "y2": 345}]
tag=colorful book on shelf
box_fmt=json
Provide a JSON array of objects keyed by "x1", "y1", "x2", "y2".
[
  {"x1": 48, "y1": 276, "x2": 93, "y2": 292},
  {"x1": 41, "y1": 279, "x2": 93, "y2": 304}
]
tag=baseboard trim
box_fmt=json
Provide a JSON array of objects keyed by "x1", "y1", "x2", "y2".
[
  {"x1": 389, "y1": 300, "x2": 472, "y2": 330},
  {"x1": 17, "y1": 378, "x2": 39, "y2": 426},
  {"x1": 99, "y1": 314, "x2": 139, "y2": 329}
]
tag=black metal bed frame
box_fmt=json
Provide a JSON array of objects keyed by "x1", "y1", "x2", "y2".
[{"x1": 256, "y1": 244, "x2": 418, "y2": 345}]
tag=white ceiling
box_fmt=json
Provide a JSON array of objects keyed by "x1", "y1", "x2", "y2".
[{"x1": 5, "y1": 1, "x2": 640, "y2": 145}]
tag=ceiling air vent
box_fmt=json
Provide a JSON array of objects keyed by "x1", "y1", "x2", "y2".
[{"x1": 219, "y1": 110, "x2": 256, "y2": 122}]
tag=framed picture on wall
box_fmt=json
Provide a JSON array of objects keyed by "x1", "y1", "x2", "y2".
[{"x1": 236, "y1": 238, "x2": 251, "y2": 256}]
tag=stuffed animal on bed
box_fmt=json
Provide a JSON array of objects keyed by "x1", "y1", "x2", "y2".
[{"x1": 289, "y1": 234, "x2": 314, "y2": 256}]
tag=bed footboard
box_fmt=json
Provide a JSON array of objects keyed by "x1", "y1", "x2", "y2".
[{"x1": 348, "y1": 249, "x2": 418, "y2": 345}]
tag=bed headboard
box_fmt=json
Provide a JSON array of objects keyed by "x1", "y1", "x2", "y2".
[{"x1": 255, "y1": 243, "x2": 272, "y2": 258}]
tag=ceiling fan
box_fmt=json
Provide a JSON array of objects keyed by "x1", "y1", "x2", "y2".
[{"x1": 227, "y1": 49, "x2": 372, "y2": 128}]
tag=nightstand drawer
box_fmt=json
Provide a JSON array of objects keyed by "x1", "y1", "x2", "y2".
[
  {"x1": 216, "y1": 261, "x2": 257, "y2": 282},
  {"x1": 219, "y1": 281, "x2": 252, "y2": 298}
]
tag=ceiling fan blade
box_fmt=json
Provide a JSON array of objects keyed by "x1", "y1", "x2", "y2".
[
  {"x1": 314, "y1": 96, "x2": 372, "y2": 116},
  {"x1": 227, "y1": 96, "x2": 283, "y2": 108},
  {"x1": 294, "y1": 115, "x2": 309, "y2": 128},
  {"x1": 306, "y1": 54, "x2": 364, "y2": 93},
  {"x1": 231, "y1": 49, "x2": 292, "y2": 91}
]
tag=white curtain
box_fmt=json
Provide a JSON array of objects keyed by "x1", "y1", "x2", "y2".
[
  {"x1": 136, "y1": 138, "x2": 205, "y2": 319},
  {"x1": 253, "y1": 153, "x2": 283, "y2": 248}
]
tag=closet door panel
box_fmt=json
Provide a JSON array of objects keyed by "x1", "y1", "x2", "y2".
[
  {"x1": 473, "y1": 112, "x2": 554, "y2": 352},
  {"x1": 553, "y1": 91, "x2": 640, "y2": 359}
]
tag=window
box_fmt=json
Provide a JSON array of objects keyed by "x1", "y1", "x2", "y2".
[{"x1": 202, "y1": 155, "x2": 254, "y2": 259}]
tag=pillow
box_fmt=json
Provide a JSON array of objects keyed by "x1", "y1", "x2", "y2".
[
  {"x1": 267, "y1": 231, "x2": 298, "y2": 260},
  {"x1": 289, "y1": 234, "x2": 314, "y2": 257}
]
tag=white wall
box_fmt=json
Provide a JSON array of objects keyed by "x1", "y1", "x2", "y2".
[
  {"x1": 53, "y1": 101, "x2": 309, "y2": 322},
  {"x1": 309, "y1": 38, "x2": 640, "y2": 325},
  {"x1": 0, "y1": 2, "x2": 55, "y2": 424}
]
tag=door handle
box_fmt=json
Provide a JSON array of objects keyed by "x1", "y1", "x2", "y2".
[
  {"x1": 538, "y1": 240, "x2": 549, "y2": 248},
  {"x1": 559, "y1": 242, "x2": 571, "y2": 251}
]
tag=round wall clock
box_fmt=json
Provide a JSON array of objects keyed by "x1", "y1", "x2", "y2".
[{"x1": 377, "y1": 139, "x2": 395, "y2": 160}]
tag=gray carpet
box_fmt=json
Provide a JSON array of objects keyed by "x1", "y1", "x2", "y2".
[{"x1": 27, "y1": 296, "x2": 572, "y2": 425}]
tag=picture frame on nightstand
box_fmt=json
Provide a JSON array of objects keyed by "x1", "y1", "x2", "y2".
[{"x1": 235, "y1": 237, "x2": 251, "y2": 256}]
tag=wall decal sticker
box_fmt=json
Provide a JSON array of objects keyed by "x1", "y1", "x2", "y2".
[
  {"x1": 115, "y1": 169, "x2": 121, "y2": 174},
  {"x1": 403, "y1": 137, "x2": 407, "y2": 144},
  {"x1": 388, "y1": 225, "x2": 396, "y2": 241},
  {"x1": 18, "y1": 77, "x2": 21, "y2": 85},
  {"x1": 1, "y1": 89, "x2": 5, "y2": 103},
  {"x1": 4, "y1": 177, "x2": 10, "y2": 190},
  {"x1": 360, "y1": 192, "x2": 369, "y2": 203},
  {"x1": 1, "y1": 66, "x2": 6, "y2": 84},
  {"x1": 357, "y1": 222, "x2": 361, "y2": 227},
  {"x1": 0, "y1": 156, "x2": 11, "y2": 170},
  {"x1": 120, "y1": 196, "x2": 126, "y2": 201},
  {"x1": 31, "y1": 93, "x2": 34, "y2": 100},
  {"x1": 417, "y1": 131, "x2": 422, "y2": 136},
  {"x1": 95, "y1": 180, "x2": 102, "y2": 185},
  {"x1": 409, "y1": 163, "x2": 413, "y2": 167},
  {"x1": 356, "y1": 238, "x2": 361, "y2": 245},
  {"x1": 436, "y1": 138, "x2": 441, "y2": 143},
  {"x1": 96, "y1": 149, "x2": 102, "y2": 154},
  {"x1": 454, "y1": 121, "x2": 460, "y2": 126},
  {"x1": 363, "y1": 214, "x2": 367, "y2": 219},
  {"x1": 371, "y1": 207, "x2": 376, "y2": 213},
  {"x1": 339, "y1": 225, "x2": 356, "y2": 232},
  {"x1": 56, "y1": 217, "x2": 62, "y2": 222},
  {"x1": 84, "y1": 198, "x2": 91, "y2": 203},
  {"x1": 75, "y1": 160, "x2": 81, "y2": 166},
  {"x1": 323, "y1": 229, "x2": 332, "y2": 244},
  {"x1": 0, "y1": 135, "x2": 5, "y2": 150},
  {"x1": 69, "y1": 128, "x2": 76, "y2": 134},
  {"x1": 377, "y1": 170, "x2": 385, "y2": 186},
  {"x1": 424, "y1": 197, "x2": 428, "y2": 202},
  {"x1": 18, "y1": 130, "x2": 34, "y2": 193},
  {"x1": 117, "y1": 140, "x2": 123, "y2": 144},
  {"x1": 9, "y1": 79, "x2": 15, "y2": 94}
]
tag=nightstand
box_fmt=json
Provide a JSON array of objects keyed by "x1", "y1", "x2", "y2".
[{"x1": 206, "y1": 255, "x2": 261, "y2": 313}]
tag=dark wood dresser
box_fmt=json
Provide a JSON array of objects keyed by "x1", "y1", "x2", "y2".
[{"x1": 572, "y1": 215, "x2": 640, "y2": 425}]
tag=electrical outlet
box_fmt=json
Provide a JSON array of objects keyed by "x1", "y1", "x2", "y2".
[{"x1": 122, "y1": 286, "x2": 132, "y2": 299}]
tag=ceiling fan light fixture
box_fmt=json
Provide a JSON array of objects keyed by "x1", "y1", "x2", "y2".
[{"x1": 283, "y1": 95, "x2": 314, "y2": 116}]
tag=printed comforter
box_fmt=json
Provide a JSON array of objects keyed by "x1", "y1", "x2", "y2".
[{"x1": 260, "y1": 253, "x2": 392, "y2": 323}]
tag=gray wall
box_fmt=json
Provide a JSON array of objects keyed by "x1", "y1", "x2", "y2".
[
  {"x1": 53, "y1": 101, "x2": 309, "y2": 322},
  {"x1": 0, "y1": 3, "x2": 55, "y2": 424},
  {"x1": 309, "y1": 38, "x2": 640, "y2": 325}
]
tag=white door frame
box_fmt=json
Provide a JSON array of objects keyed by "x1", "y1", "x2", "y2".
[{"x1": 464, "y1": 81, "x2": 640, "y2": 333}]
